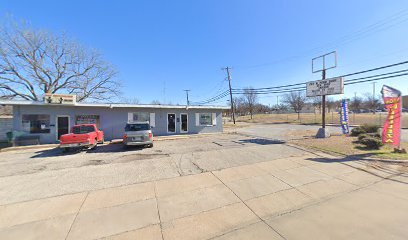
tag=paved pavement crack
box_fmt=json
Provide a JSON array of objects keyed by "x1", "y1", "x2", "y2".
[
  {"x1": 154, "y1": 183, "x2": 165, "y2": 240},
  {"x1": 210, "y1": 172, "x2": 287, "y2": 240},
  {"x1": 64, "y1": 191, "x2": 89, "y2": 240}
]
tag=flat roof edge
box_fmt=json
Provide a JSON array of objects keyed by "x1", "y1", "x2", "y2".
[{"x1": 0, "y1": 100, "x2": 229, "y2": 110}]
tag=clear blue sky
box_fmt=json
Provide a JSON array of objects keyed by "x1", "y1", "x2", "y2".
[{"x1": 1, "y1": 0, "x2": 408, "y2": 105}]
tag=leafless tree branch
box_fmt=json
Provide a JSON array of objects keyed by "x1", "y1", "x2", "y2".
[{"x1": 0, "y1": 19, "x2": 121, "y2": 102}]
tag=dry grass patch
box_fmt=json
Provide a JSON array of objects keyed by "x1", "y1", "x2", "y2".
[
  {"x1": 237, "y1": 113, "x2": 408, "y2": 128},
  {"x1": 292, "y1": 135, "x2": 408, "y2": 160}
]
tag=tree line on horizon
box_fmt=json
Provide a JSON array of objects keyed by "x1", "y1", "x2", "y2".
[{"x1": 228, "y1": 88, "x2": 385, "y2": 120}]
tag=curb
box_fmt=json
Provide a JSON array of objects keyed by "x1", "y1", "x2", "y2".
[{"x1": 0, "y1": 144, "x2": 59, "y2": 152}]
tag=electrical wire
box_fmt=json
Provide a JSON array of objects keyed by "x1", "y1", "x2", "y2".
[
  {"x1": 192, "y1": 60, "x2": 408, "y2": 105},
  {"x1": 232, "y1": 60, "x2": 408, "y2": 92}
]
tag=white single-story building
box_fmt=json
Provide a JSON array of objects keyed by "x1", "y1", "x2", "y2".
[{"x1": 0, "y1": 97, "x2": 229, "y2": 144}]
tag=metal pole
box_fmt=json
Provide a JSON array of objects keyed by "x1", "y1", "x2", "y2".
[
  {"x1": 322, "y1": 69, "x2": 326, "y2": 129},
  {"x1": 224, "y1": 67, "x2": 236, "y2": 124},
  {"x1": 372, "y1": 82, "x2": 376, "y2": 114},
  {"x1": 398, "y1": 95, "x2": 402, "y2": 150},
  {"x1": 183, "y1": 90, "x2": 190, "y2": 106}
]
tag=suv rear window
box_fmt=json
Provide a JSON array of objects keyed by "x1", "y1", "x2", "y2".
[
  {"x1": 125, "y1": 123, "x2": 150, "y2": 131},
  {"x1": 72, "y1": 125, "x2": 95, "y2": 134}
]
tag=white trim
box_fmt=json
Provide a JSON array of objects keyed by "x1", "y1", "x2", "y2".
[
  {"x1": 180, "y1": 113, "x2": 188, "y2": 133},
  {"x1": 56, "y1": 115, "x2": 70, "y2": 141},
  {"x1": 212, "y1": 113, "x2": 217, "y2": 126},
  {"x1": 149, "y1": 113, "x2": 156, "y2": 127},
  {"x1": 195, "y1": 113, "x2": 200, "y2": 126},
  {"x1": 0, "y1": 100, "x2": 229, "y2": 110},
  {"x1": 167, "y1": 113, "x2": 176, "y2": 134}
]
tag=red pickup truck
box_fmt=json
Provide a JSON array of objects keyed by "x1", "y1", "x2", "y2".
[{"x1": 59, "y1": 124, "x2": 104, "y2": 151}]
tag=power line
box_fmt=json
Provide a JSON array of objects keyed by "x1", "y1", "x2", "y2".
[
  {"x1": 190, "y1": 90, "x2": 230, "y2": 105},
  {"x1": 236, "y1": 8, "x2": 408, "y2": 70},
  {"x1": 232, "y1": 60, "x2": 408, "y2": 92},
  {"x1": 193, "y1": 60, "x2": 408, "y2": 105}
]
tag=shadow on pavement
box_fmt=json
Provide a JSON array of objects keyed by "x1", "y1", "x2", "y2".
[
  {"x1": 238, "y1": 138, "x2": 285, "y2": 145},
  {"x1": 305, "y1": 154, "x2": 408, "y2": 184},
  {"x1": 307, "y1": 154, "x2": 408, "y2": 164},
  {"x1": 31, "y1": 143, "x2": 145, "y2": 158}
]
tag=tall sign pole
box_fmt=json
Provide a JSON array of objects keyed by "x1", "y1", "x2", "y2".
[
  {"x1": 310, "y1": 51, "x2": 339, "y2": 138},
  {"x1": 223, "y1": 67, "x2": 236, "y2": 124},
  {"x1": 322, "y1": 69, "x2": 326, "y2": 129}
]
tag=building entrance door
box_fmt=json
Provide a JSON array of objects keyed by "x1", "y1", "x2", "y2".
[
  {"x1": 57, "y1": 116, "x2": 69, "y2": 140},
  {"x1": 167, "y1": 113, "x2": 176, "y2": 133},
  {"x1": 180, "y1": 114, "x2": 188, "y2": 133}
]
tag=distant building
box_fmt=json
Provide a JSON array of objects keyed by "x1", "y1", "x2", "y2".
[{"x1": 403, "y1": 95, "x2": 408, "y2": 108}]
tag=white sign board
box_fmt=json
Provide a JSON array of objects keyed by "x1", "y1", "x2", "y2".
[
  {"x1": 44, "y1": 94, "x2": 76, "y2": 105},
  {"x1": 306, "y1": 77, "x2": 344, "y2": 97}
]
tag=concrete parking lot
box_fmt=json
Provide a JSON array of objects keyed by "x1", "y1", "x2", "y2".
[{"x1": 0, "y1": 129, "x2": 407, "y2": 239}]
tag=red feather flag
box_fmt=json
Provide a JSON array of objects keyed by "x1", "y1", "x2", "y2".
[{"x1": 381, "y1": 85, "x2": 402, "y2": 148}]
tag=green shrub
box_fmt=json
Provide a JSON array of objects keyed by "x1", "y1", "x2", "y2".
[
  {"x1": 357, "y1": 134, "x2": 370, "y2": 141},
  {"x1": 360, "y1": 124, "x2": 379, "y2": 134},
  {"x1": 360, "y1": 137, "x2": 383, "y2": 150},
  {"x1": 350, "y1": 127, "x2": 366, "y2": 136},
  {"x1": 369, "y1": 133, "x2": 381, "y2": 139}
]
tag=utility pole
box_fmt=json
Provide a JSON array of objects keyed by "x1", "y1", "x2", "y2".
[
  {"x1": 222, "y1": 67, "x2": 235, "y2": 124},
  {"x1": 276, "y1": 95, "x2": 279, "y2": 105},
  {"x1": 322, "y1": 69, "x2": 326, "y2": 129},
  {"x1": 372, "y1": 82, "x2": 376, "y2": 114},
  {"x1": 183, "y1": 90, "x2": 190, "y2": 106}
]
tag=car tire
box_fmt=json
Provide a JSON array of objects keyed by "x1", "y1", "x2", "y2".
[
  {"x1": 147, "y1": 143, "x2": 153, "y2": 148},
  {"x1": 90, "y1": 139, "x2": 98, "y2": 150},
  {"x1": 99, "y1": 137, "x2": 104, "y2": 144}
]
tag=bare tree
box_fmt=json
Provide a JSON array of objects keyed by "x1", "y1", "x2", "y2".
[
  {"x1": 311, "y1": 97, "x2": 322, "y2": 114},
  {"x1": 151, "y1": 100, "x2": 161, "y2": 105},
  {"x1": 121, "y1": 97, "x2": 140, "y2": 104},
  {"x1": 363, "y1": 93, "x2": 381, "y2": 114},
  {"x1": 349, "y1": 95, "x2": 363, "y2": 112},
  {"x1": 232, "y1": 96, "x2": 245, "y2": 116},
  {"x1": 0, "y1": 20, "x2": 121, "y2": 102},
  {"x1": 326, "y1": 97, "x2": 338, "y2": 113},
  {"x1": 242, "y1": 87, "x2": 258, "y2": 119},
  {"x1": 283, "y1": 91, "x2": 307, "y2": 120}
]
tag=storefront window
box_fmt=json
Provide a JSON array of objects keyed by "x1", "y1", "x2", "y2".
[
  {"x1": 199, "y1": 113, "x2": 212, "y2": 126},
  {"x1": 22, "y1": 114, "x2": 51, "y2": 133},
  {"x1": 132, "y1": 112, "x2": 150, "y2": 122},
  {"x1": 75, "y1": 115, "x2": 100, "y2": 127}
]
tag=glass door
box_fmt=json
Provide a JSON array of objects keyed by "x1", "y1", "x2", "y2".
[
  {"x1": 167, "y1": 113, "x2": 176, "y2": 133},
  {"x1": 180, "y1": 114, "x2": 188, "y2": 133},
  {"x1": 57, "y1": 116, "x2": 69, "y2": 140}
]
